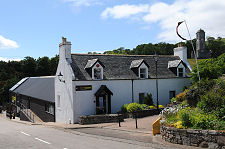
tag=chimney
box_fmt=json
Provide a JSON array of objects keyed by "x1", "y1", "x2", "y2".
[
  {"x1": 59, "y1": 37, "x2": 71, "y2": 62},
  {"x1": 174, "y1": 46, "x2": 192, "y2": 71}
]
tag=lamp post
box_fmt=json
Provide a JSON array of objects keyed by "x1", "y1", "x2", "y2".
[
  {"x1": 153, "y1": 54, "x2": 159, "y2": 114},
  {"x1": 57, "y1": 72, "x2": 65, "y2": 83}
]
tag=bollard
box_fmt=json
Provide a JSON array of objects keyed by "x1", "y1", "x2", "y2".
[{"x1": 118, "y1": 112, "x2": 121, "y2": 127}]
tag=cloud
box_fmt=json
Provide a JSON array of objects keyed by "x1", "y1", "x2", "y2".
[
  {"x1": 64, "y1": 0, "x2": 102, "y2": 7},
  {"x1": 0, "y1": 57, "x2": 21, "y2": 62},
  {"x1": 101, "y1": 0, "x2": 225, "y2": 42},
  {"x1": 101, "y1": 4, "x2": 150, "y2": 19},
  {"x1": 0, "y1": 35, "x2": 19, "y2": 49}
]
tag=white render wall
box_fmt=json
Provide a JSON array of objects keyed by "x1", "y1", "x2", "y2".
[{"x1": 73, "y1": 77, "x2": 191, "y2": 122}]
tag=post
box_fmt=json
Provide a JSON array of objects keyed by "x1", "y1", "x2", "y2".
[
  {"x1": 118, "y1": 112, "x2": 121, "y2": 127},
  {"x1": 134, "y1": 112, "x2": 138, "y2": 129},
  {"x1": 155, "y1": 60, "x2": 159, "y2": 114}
]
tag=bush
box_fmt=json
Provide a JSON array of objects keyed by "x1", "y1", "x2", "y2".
[
  {"x1": 149, "y1": 105, "x2": 156, "y2": 109},
  {"x1": 158, "y1": 105, "x2": 165, "y2": 109},
  {"x1": 143, "y1": 93, "x2": 154, "y2": 105},
  {"x1": 140, "y1": 104, "x2": 150, "y2": 110},
  {"x1": 120, "y1": 104, "x2": 128, "y2": 113},
  {"x1": 127, "y1": 103, "x2": 142, "y2": 113},
  {"x1": 176, "y1": 90, "x2": 188, "y2": 102}
]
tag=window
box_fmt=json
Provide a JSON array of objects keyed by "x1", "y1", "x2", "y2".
[
  {"x1": 94, "y1": 68, "x2": 102, "y2": 80},
  {"x1": 140, "y1": 68, "x2": 147, "y2": 79},
  {"x1": 169, "y1": 91, "x2": 176, "y2": 99},
  {"x1": 139, "y1": 93, "x2": 145, "y2": 104},
  {"x1": 45, "y1": 104, "x2": 54, "y2": 115},
  {"x1": 178, "y1": 68, "x2": 183, "y2": 77},
  {"x1": 57, "y1": 95, "x2": 60, "y2": 108}
]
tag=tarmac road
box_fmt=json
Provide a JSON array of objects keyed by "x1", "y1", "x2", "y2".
[{"x1": 0, "y1": 116, "x2": 174, "y2": 149}]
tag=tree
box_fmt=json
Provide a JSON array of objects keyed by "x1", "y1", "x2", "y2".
[
  {"x1": 21, "y1": 56, "x2": 37, "y2": 77},
  {"x1": 36, "y1": 56, "x2": 51, "y2": 76}
]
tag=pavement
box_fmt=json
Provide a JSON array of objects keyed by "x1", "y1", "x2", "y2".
[{"x1": 0, "y1": 111, "x2": 199, "y2": 149}]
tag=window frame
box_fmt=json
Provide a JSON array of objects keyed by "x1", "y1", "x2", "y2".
[
  {"x1": 45, "y1": 104, "x2": 54, "y2": 115},
  {"x1": 92, "y1": 63, "x2": 103, "y2": 80},
  {"x1": 178, "y1": 68, "x2": 183, "y2": 77},
  {"x1": 139, "y1": 93, "x2": 145, "y2": 104}
]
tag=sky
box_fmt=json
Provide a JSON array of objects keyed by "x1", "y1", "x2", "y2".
[{"x1": 0, "y1": 0, "x2": 225, "y2": 61}]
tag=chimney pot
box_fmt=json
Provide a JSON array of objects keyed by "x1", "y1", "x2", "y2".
[{"x1": 62, "y1": 37, "x2": 67, "y2": 43}]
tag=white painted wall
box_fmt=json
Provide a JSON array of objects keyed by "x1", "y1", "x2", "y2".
[
  {"x1": 55, "y1": 38, "x2": 75, "y2": 124},
  {"x1": 174, "y1": 46, "x2": 192, "y2": 71},
  {"x1": 73, "y1": 77, "x2": 191, "y2": 122}
]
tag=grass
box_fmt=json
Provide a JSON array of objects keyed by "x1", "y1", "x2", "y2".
[{"x1": 187, "y1": 59, "x2": 202, "y2": 68}]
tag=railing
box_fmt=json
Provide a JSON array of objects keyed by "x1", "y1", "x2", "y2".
[{"x1": 20, "y1": 103, "x2": 34, "y2": 123}]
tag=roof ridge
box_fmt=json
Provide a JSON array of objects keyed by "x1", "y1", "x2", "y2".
[{"x1": 71, "y1": 53, "x2": 177, "y2": 57}]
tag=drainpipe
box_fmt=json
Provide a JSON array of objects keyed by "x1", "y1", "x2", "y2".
[{"x1": 131, "y1": 79, "x2": 134, "y2": 103}]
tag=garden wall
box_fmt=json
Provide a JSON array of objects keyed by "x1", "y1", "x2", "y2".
[
  {"x1": 78, "y1": 114, "x2": 124, "y2": 125},
  {"x1": 161, "y1": 125, "x2": 225, "y2": 148}
]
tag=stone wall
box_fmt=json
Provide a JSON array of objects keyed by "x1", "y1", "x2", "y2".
[
  {"x1": 161, "y1": 125, "x2": 225, "y2": 148},
  {"x1": 79, "y1": 114, "x2": 124, "y2": 125},
  {"x1": 124, "y1": 109, "x2": 161, "y2": 118}
]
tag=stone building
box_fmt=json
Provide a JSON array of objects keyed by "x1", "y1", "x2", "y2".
[{"x1": 196, "y1": 29, "x2": 211, "y2": 59}]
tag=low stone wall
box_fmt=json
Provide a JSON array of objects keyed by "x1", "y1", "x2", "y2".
[
  {"x1": 161, "y1": 125, "x2": 225, "y2": 148},
  {"x1": 79, "y1": 114, "x2": 124, "y2": 125},
  {"x1": 124, "y1": 109, "x2": 163, "y2": 118}
]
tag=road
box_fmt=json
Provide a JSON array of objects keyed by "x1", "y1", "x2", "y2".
[{"x1": 0, "y1": 116, "x2": 187, "y2": 149}]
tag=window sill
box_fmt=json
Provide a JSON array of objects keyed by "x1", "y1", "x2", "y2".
[{"x1": 45, "y1": 111, "x2": 54, "y2": 115}]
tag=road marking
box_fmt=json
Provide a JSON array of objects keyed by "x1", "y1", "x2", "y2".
[
  {"x1": 63, "y1": 148, "x2": 68, "y2": 149},
  {"x1": 35, "y1": 138, "x2": 51, "y2": 144},
  {"x1": 20, "y1": 131, "x2": 31, "y2": 136}
]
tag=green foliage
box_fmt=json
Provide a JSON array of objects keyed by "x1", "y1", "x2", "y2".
[
  {"x1": 170, "y1": 97, "x2": 177, "y2": 103},
  {"x1": 143, "y1": 93, "x2": 154, "y2": 105},
  {"x1": 127, "y1": 103, "x2": 142, "y2": 113},
  {"x1": 149, "y1": 105, "x2": 156, "y2": 109},
  {"x1": 140, "y1": 104, "x2": 150, "y2": 110},
  {"x1": 191, "y1": 53, "x2": 225, "y2": 82},
  {"x1": 0, "y1": 55, "x2": 59, "y2": 106},
  {"x1": 185, "y1": 79, "x2": 216, "y2": 106},
  {"x1": 120, "y1": 104, "x2": 128, "y2": 113}
]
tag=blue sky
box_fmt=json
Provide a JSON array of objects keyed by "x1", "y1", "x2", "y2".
[{"x1": 0, "y1": 0, "x2": 224, "y2": 61}]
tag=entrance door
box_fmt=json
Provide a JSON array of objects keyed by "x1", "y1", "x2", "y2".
[{"x1": 95, "y1": 85, "x2": 113, "y2": 115}]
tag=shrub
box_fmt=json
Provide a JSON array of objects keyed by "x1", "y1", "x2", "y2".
[
  {"x1": 174, "y1": 121, "x2": 184, "y2": 129},
  {"x1": 143, "y1": 93, "x2": 154, "y2": 105},
  {"x1": 170, "y1": 97, "x2": 177, "y2": 103},
  {"x1": 120, "y1": 104, "x2": 128, "y2": 113},
  {"x1": 178, "y1": 107, "x2": 193, "y2": 128},
  {"x1": 191, "y1": 113, "x2": 216, "y2": 130},
  {"x1": 176, "y1": 92, "x2": 186, "y2": 102},
  {"x1": 158, "y1": 105, "x2": 165, "y2": 109},
  {"x1": 140, "y1": 104, "x2": 150, "y2": 110},
  {"x1": 149, "y1": 105, "x2": 156, "y2": 109},
  {"x1": 127, "y1": 103, "x2": 142, "y2": 113}
]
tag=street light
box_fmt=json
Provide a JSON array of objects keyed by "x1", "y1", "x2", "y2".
[
  {"x1": 153, "y1": 53, "x2": 159, "y2": 114},
  {"x1": 57, "y1": 72, "x2": 65, "y2": 83}
]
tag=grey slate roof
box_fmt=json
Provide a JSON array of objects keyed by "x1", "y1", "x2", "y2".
[
  {"x1": 130, "y1": 59, "x2": 148, "y2": 68},
  {"x1": 11, "y1": 76, "x2": 55, "y2": 103},
  {"x1": 9, "y1": 77, "x2": 28, "y2": 92},
  {"x1": 84, "y1": 59, "x2": 98, "y2": 69},
  {"x1": 168, "y1": 60, "x2": 182, "y2": 68},
  {"x1": 71, "y1": 54, "x2": 191, "y2": 80}
]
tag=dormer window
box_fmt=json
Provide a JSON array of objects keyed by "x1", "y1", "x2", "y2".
[
  {"x1": 178, "y1": 68, "x2": 183, "y2": 77},
  {"x1": 94, "y1": 68, "x2": 102, "y2": 79},
  {"x1": 168, "y1": 60, "x2": 186, "y2": 78},
  {"x1": 130, "y1": 59, "x2": 149, "y2": 79},
  {"x1": 140, "y1": 68, "x2": 147, "y2": 79},
  {"x1": 85, "y1": 59, "x2": 104, "y2": 80}
]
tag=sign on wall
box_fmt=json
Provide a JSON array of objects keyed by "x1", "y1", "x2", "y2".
[{"x1": 76, "y1": 85, "x2": 92, "y2": 91}]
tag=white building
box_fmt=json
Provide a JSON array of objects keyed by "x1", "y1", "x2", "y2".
[{"x1": 55, "y1": 38, "x2": 192, "y2": 124}]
